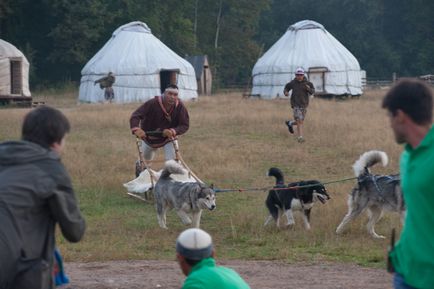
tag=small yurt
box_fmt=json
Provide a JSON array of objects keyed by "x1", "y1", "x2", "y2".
[
  {"x1": 0, "y1": 39, "x2": 31, "y2": 103},
  {"x1": 79, "y1": 21, "x2": 197, "y2": 103},
  {"x1": 251, "y1": 20, "x2": 363, "y2": 98}
]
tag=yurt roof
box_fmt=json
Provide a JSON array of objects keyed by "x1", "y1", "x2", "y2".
[
  {"x1": 253, "y1": 19, "x2": 360, "y2": 75},
  {"x1": 0, "y1": 39, "x2": 29, "y2": 63},
  {"x1": 288, "y1": 20, "x2": 325, "y2": 31},
  {"x1": 81, "y1": 21, "x2": 194, "y2": 76}
]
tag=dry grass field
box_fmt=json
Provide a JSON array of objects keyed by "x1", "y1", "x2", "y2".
[{"x1": 0, "y1": 88, "x2": 404, "y2": 268}]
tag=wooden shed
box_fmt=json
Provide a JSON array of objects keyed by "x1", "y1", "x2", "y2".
[{"x1": 185, "y1": 55, "x2": 212, "y2": 95}]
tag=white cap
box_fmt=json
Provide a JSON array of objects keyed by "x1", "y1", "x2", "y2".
[
  {"x1": 176, "y1": 228, "x2": 213, "y2": 260},
  {"x1": 295, "y1": 67, "x2": 305, "y2": 75}
]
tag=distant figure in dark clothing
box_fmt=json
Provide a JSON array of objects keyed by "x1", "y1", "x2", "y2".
[
  {"x1": 283, "y1": 67, "x2": 315, "y2": 143},
  {"x1": 94, "y1": 72, "x2": 115, "y2": 103},
  {"x1": 130, "y1": 84, "x2": 190, "y2": 176},
  {"x1": 0, "y1": 106, "x2": 86, "y2": 289}
]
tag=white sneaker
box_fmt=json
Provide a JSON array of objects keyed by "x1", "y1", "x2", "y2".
[{"x1": 297, "y1": 136, "x2": 305, "y2": 143}]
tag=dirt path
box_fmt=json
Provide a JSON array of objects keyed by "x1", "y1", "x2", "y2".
[{"x1": 65, "y1": 260, "x2": 392, "y2": 289}]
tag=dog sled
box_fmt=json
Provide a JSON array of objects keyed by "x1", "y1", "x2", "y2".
[{"x1": 123, "y1": 135, "x2": 203, "y2": 203}]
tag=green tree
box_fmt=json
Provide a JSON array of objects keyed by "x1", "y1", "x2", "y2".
[
  {"x1": 42, "y1": 0, "x2": 114, "y2": 82},
  {"x1": 194, "y1": 0, "x2": 270, "y2": 87},
  {"x1": 2, "y1": 0, "x2": 433, "y2": 87}
]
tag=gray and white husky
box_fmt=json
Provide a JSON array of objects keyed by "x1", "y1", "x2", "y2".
[
  {"x1": 336, "y1": 150, "x2": 404, "y2": 238},
  {"x1": 153, "y1": 160, "x2": 216, "y2": 229}
]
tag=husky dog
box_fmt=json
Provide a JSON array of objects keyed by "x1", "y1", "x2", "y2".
[
  {"x1": 336, "y1": 150, "x2": 403, "y2": 239},
  {"x1": 153, "y1": 160, "x2": 216, "y2": 229},
  {"x1": 264, "y1": 167, "x2": 330, "y2": 230}
]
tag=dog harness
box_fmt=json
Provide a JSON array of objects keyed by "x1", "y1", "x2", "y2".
[{"x1": 359, "y1": 174, "x2": 400, "y2": 203}]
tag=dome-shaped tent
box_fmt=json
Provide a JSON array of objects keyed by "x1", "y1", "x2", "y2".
[
  {"x1": 79, "y1": 21, "x2": 197, "y2": 103},
  {"x1": 0, "y1": 39, "x2": 31, "y2": 102},
  {"x1": 251, "y1": 20, "x2": 363, "y2": 99}
]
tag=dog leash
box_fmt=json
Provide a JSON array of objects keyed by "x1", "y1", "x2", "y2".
[
  {"x1": 214, "y1": 176, "x2": 358, "y2": 193},
  {"x1": 171, "y1": 139, "x2": 204, "y2": 184}
]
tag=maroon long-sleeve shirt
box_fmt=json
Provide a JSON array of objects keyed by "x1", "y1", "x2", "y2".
[{"x1": 130, "y1": 96, "x2": 189, "y2": 148}]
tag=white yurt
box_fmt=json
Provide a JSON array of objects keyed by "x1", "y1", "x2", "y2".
[
  {"x1": 0, "y1": 39, "x2": 31, "y2": 98},
  {"x1": 251, "y1": 20, "x2": 363, "y2": 98},
  {"x1": 79, "y1": 21, "x2": 197, "y2": 103}
]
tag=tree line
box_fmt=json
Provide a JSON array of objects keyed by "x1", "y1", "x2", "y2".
[{"x1": 1, "y1": 0, "x2": 433, "y2": 89}]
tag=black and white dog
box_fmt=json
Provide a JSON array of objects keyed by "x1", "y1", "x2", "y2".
[
  {"x1": 264, "y1": 167, "x2": 330, "y2": 229},
  {"x1": 336, "y1": 150, "x2": 403, "y2": 238},
  {"x1": 153, "y1": 160, "x2": 216, "y2": 229}
]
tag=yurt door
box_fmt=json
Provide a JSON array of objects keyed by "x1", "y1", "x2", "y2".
[
  {"x1": 10, "y1": 58, "x2": 23, "y2": 95},
  {"x1": 160, "y1": 70, "x2": 179, "y2": 93},
  {"x1": 308, "y1": 67, "x2": 328, "y2": 94}
]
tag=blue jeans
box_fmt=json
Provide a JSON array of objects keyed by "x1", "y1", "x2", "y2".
[{"x1": 393, "y1": 273, "x2": 416, "y2": 289}]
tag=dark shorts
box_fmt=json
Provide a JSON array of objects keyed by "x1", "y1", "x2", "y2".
[
  {"x1": 292, "y1": 106, "x2": 307, "y2": 121},
  {"x1": 104, "y1": 87, "x2": 114, "y2": 100}
]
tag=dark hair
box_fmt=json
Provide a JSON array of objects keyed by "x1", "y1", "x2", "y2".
[
  {"x1": 166, "y1": 84, "x2": 179, "y2": 90},
  {"x1": 183, "y1": 257, "x2": 202, "y2": 267},
  {"x1": 21, "y1": 106, "x2": 71, "y2": 148},
  {"x1": 382, "y1": 78, "x2": 433, "y2": 125}
]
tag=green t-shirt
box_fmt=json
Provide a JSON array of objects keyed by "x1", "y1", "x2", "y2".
[
  {"x1": 182, "y1": 258, "x2": 251, "y2": 289},
  {"x1": 390, "y1": 126, "x2": 434, "y2": 289}
]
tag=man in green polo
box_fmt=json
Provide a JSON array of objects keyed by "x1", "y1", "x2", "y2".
[
  {"x1": 382, "y1": 78, "x2": 434, "y2": 289},
  {"x1": 176, "y1": 228, "x2": 251, "y2": 289}
]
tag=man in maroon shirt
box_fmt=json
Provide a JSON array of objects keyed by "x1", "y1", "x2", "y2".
[{"x1": 130, "y1": 84, "x2": 190, "y2": 176}]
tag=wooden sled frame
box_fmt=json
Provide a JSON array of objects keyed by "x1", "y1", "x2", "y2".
[{"x1": 126, "y1": 137, "x2": 203, "y2": 203}]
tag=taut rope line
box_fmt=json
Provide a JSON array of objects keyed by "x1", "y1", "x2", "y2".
[{"x1": 213, "y1": 176, "x2": 359, "y2": 193}]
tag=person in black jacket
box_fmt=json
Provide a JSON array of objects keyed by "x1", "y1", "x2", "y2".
[
  {"x1": 94, "y1": 72, "x2": 115, "y2": 103},
  {"x1": 283, "y1": 67, "x2": 315, "y2": 143},
  {"x1": 0, "y1": 106, "x2": 86, "y2": 289}
]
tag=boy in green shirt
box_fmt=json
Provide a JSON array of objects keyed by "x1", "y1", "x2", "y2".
[{"x1": 176, "y1": 228, "x2": 251, "y2": 289}]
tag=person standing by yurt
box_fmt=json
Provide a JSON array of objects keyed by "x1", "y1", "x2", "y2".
[{"x1": 94, "y1": 72, "x2": 115, "y2": 103}]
